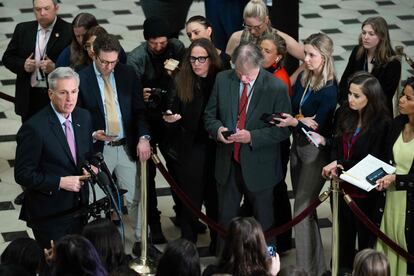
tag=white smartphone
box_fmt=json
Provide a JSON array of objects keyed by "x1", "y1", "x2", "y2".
[
  {"x1": 301, "y1": 127, "x2": 319, "y2": 148},
  {"x1": 164, "y1": 59, "x2": 179, "y2": 71}
]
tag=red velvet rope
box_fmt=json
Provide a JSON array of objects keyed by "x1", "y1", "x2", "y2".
[
  {"x1": 151, "y1": 154, "x2": 330, "y2": 239},
  {"x1": 345, "y1": 194, "x2": 414, "y2": 264},
  {"x1": 0, "y1": 91, "x2": 15, "y2": 103}
]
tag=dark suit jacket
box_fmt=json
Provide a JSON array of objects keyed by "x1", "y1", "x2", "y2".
[
  {"x1": 77, "y1": 63, "x2": 150, "y2": 159},
  {"x1": 204, "y1": 69, "x2": 291, "y2": 192},
  {"x1": 338, "y1": 46, "x2": 401, "y2": 113},
  {"x1": 14, "y1": 105, "x2": 94, "y2": 230},
  {"x1": 2, "y1": 17, "x2": 72, "y2": 117}
]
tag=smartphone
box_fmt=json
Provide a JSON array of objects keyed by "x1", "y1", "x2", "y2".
[
  {"x1": 162, "y1": 111, "x2": 174, "y2": 116},
  {"x1": 164, "y1": 59, "x2": 179, "y2": 71},
  {"x1": 301, "y1": 127, "x2": 319, "y2": 148},
  {"x1": 260, "y1": 113, "x2": 283, "y2": 124},
  {"x1": 267, "y1": 245, "x2": 277, "y2": 257},
  {"x1": 222, "y1": 130, "x2": 235, "y2": 139},
  {"x1": 366, "y1": 167, "x2": 387, "y2": 185}
]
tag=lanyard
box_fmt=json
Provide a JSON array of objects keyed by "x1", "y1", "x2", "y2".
[
  {"x1": 345, "y1": 127, "x2": 361, "y2": 159},
  {"x1": 36, "y1": 29, "x2": 48, "y2": 60},
  {"x1": 299, "y1": 81, "x2": 312, "y2": 115}
]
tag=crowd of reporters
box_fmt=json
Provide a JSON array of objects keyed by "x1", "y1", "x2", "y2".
[{"x1": 1, "y1": 0, "x2": 413, "y2": 275}]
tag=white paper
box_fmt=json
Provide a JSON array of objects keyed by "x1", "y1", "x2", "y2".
[{"x1": 339, "y1": 154, "x2": 396, "y2": 192}]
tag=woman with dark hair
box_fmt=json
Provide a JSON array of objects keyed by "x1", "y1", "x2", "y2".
[
  {"x1": 203, "y1": 217, "x2": 280, "y2": 276},
  {"x1": 48, "y1": 234, "x2": 107, "y2": 276},
  {"x1": 375, "y1": 77, "x2": 414, "y2": 276},
  {"x1": 338, "y1": 16, "x2": 401, "y2": 114},
  {"x1": 82, "y1": 218, "x2": 131, "y2": 273},
  {"x1": 82, "y1": 26, "x2": 108, "y2": 63},
  {"x1": 56, "y1": 13, "x2": 98, "y2": 69},
  {"x1": 0, "y1": 237, "x2": 42, "y2": 276},
  {"x1": 316, "y1": 71, "x2": 390, "y2": 274},
  {"x1": 163, "y1": 38, "x2": 222, "y2": 246},
  {"x1": 258, "y1": 32, "x2": 292, "y2": 253},
  {"x1": 275, "y1": 32, "x2": 337, "y2": 276},
  {"x1": 185, "y1": 15, "x2": 231, "y2": 69},
  {"x1": 156, "y1": 239, "x2": 200, "y2": 276}
]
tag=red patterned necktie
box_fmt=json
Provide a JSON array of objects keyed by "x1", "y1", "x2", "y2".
[{"x1": 233, "y1": 82, "x2": 249, "y2": 163}]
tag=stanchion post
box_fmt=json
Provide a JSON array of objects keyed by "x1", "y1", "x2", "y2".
[
  {"x1": 130, "y1": 160, "x2": 156, "y2": 275},
  {"x1": 331, "y1": 179, "x2": 340, "y2": 276}
]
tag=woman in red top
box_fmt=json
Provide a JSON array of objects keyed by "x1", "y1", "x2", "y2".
[
  {"x1": 259, "y1": 33, "x2": 292, "y2": 95},
  {"x1": 259, "y1": 33, "x2": 292, "y2": 253}
]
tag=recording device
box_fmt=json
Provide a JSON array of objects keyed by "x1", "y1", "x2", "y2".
[
  {"x1": 267, "y1": 245, "x2": 277, "y2": 257},
  {"x1": 260, "y1": 113, "x2": 283, "y2": 124},
  {"x1": 222, "y1": 130, "x2": 235, "y2": 139},
  {"x1": 366, "y1": 167, "x2": 387, "y2": 185},
  {"x1": 148, "y1": 88, "x2": 168, "y2": 108},
  {"x1": 164, "y1": 58, "x2": 180, "y2": 71},
  {"x1": 301, "y1": 127, "x2": 319, "y2": 148}
]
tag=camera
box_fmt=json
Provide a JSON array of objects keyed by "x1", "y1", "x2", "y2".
[{"x1": 148, "y1": 88, "x2": 168, "y2": 108}]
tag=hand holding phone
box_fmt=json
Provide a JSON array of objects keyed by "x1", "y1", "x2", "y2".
[
  {"x1": 222, "y1": 130, "x2": 235, "y2": 139},
  {"x1": 164, "y1": 59, "x2": 179, "y2": 71},
  {"x1": 301, "y1": 127, "x2": 319, "y2": 147},
  {"x1": 267, "y1": 245, "x2": 277, "y2": 257}
]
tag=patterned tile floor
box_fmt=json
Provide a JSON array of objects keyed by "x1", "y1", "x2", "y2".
[{"x1": 0, "y1": 0, "x2": 413, "y2": 272}]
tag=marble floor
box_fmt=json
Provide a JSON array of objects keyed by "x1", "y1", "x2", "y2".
[{"x1": 0, "y1": 0, "x2": 413, "y2": 274}]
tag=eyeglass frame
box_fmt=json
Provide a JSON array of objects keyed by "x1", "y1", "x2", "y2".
[
  {"x1": 189, "y1": 56, "x2": 210, "y2": 64},
  {"x1": 96, "y1": 55, "x2": 118, "y2": 66},
  {"x1": 242, "y1": 21, "x2": 266, "y2": 31}
]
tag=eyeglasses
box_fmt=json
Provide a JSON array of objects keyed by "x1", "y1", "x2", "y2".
[
  {"x1": 189, "y1": 56, "x2": 209, "y2": 64},
  {"x1": 97, "y1": 55, "x2": 118, "y2": 66},
  {"x1": 243, "y1": 22, "x2": 265, "y2": 31}
]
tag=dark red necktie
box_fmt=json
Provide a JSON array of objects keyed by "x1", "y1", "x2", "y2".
[{"x1": 234, "y1": 82, "x2": 249, "y2": 163}]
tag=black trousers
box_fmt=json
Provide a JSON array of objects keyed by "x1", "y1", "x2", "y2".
[
  {"x1": 338, "y1": 194, "x2": 378, "y2": 274},
  {"x1": 174, "y1": 141, "x2": 217, "y2": 243},
  {"x1": 217, "y1": 160, "x2": 275, "y2": 254}
]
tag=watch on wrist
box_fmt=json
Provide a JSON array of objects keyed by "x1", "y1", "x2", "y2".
[{"x1": 140, "y1": 135, "x2": 151, "y2": 141}]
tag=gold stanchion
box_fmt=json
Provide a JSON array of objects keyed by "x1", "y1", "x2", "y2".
[
  {"x1": 130, "y1": 160, "x2": 157, "y2": 275},
  {"x1": 331, "y1": 179, "x2": 340, "y2": 276}
]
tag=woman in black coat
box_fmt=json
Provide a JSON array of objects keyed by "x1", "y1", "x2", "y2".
[
  {"x1": 375, "y1": 77, "x2": 414, "y2": 275},
  {"x1": 338, "y1": 16, "x2": 401, "y2": 114},
  {"x1": 312, "y1": 71, "x2": 391, "y2": 274},
  {"x1": 163, "y1": 38, "x2": 222, "y2": 246}
]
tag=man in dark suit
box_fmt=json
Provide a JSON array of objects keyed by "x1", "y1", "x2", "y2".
[
  {"x1": 77, "y1": 33, "x2": 152, "y2": 255},
  {"x1": 2, "y1": 0, "x2": 72, "y2": 122},
  {"x1": 14, "y1": 67, "x2": 94, "y2": 249},
  {"x1": 204, "y1": 43, "x2": 291, "y2": 250},
  {"x1": 3, "y1": 0, "x2": 72, "y2": 206}
]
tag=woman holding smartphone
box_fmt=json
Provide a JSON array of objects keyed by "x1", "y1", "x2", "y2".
[
  {"x1": 163, "y1": 38, "x2": 222, "y2": 248},
  {"x1": 313, "y1": 71, "x2": 390, "y2": 274},
  {"x1": 375, "y1": 77, "x2": 414, "y2": 276},
  {"x1": 275, "y1": 32, "x2": 337, "y2": 276}
]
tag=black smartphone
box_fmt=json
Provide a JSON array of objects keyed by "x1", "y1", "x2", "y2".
[
  {"x1": 267, "y1": 245, "x2": 277, "y2": 257},
  {"x1": 222, "y1": 130, "x2": 235, "y2": 139},
  {"x1": 366, "y1": 167, "x2": 387, "y2": 185},
  {"x1": 260, "y1": 113, "x2": 283, "y2": 124}
]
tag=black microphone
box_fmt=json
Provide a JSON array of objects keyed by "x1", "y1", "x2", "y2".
[{"x1": 89, "y1": 153, "x2": 117, "y2": 192}]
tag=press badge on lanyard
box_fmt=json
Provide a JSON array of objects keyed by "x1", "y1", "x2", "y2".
[{"x1": 295, "y1": 81, "x2": 312, "y2": 119}]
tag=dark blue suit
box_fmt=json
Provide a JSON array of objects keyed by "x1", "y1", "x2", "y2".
[
  {"x1": 77, "y1": 63, "x2": 150, "y2": 159},
  {"x1": 14, "y1": 105, "x2": 94, "y2": 248}
]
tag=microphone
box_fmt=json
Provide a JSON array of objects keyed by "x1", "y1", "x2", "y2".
[{"x1": 89, "y1": 153, "x2": 117, "y2": 193}]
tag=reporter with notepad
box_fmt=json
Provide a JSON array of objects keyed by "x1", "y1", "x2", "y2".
[
  {"x1": 314, "y1": 71, "x2": 390, "y2": 274},
  {"x1": 375, "y1": 77, "x2": 414, "y2": 276}
]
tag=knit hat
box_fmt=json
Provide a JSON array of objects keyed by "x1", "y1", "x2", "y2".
[{"x1": 143, "y1": 17, "x2": 170, "y2": 40}]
